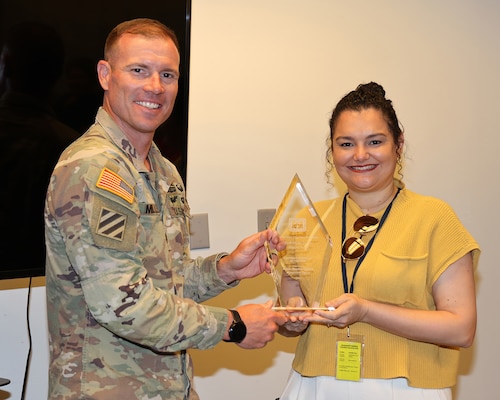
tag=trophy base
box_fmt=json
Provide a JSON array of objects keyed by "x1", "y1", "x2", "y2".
[{"x1": 272, "y1": 306, "x2": 335, "y2": 311}]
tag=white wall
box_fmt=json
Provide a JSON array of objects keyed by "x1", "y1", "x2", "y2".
[
  {"x1": 186, "y1": 1, "x2": 499, "y2": 399},
  {"x1": 0, "y1": 1, "x2": 498, "y2": 399},
  {"x1": 0, "y1": 283, "x2": 47, "y2": 400}
]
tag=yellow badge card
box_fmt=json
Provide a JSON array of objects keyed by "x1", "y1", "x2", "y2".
[{"x1": 336, "y1": 340, "x2": 362, "y2": 381}]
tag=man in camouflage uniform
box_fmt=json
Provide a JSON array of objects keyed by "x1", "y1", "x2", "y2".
[{"x1": 45, "y1": 18, "x2": 286, "y2": 400}]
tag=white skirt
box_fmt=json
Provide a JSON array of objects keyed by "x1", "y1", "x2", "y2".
[{"x1": 279, "y1": 370, "x2": 452, "y2": 400}]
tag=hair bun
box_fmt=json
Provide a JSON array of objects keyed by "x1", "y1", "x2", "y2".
[{"x1": 356, "y1": 82, "x2": 386, "y2": 101}]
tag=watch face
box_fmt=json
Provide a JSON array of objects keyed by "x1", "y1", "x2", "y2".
[{"x1": 229, "y1": 320, "x2": 247, "y2": 343}]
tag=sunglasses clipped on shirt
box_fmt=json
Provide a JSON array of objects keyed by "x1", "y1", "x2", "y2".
[{"x1": 341, "y1": 215, "x2": 379, "y2": 260}]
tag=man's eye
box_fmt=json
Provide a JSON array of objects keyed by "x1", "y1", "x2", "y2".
[{"x1": 162, "y1": 72, "x2": 178, "y2": 79}]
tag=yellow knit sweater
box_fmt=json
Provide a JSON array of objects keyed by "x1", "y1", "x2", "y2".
[{"x1": 291, "y1": 184, "x2": 480, "y2": 388}]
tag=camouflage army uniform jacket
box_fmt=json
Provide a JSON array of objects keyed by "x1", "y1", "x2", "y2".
[{"x1": 45, "y1": 107, "x2": 233, "y2": 400}]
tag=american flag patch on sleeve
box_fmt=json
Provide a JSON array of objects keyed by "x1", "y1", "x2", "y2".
[{"x1": 96, "y1": 168, "x2": 134, "y2": 203}]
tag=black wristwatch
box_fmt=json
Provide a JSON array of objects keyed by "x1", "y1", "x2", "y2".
[{"x1": 223, "y1": 309, "x2": 247, "y2": 343}]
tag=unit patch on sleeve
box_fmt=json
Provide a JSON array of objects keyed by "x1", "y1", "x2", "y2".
[
  {"x1": 97, "y1": 207, "x2": 127, "y2": 241},
  {"x1": 89, "y1": 195, "x2": 137, "y2": 251},
  {"x1": 96, "y1": 167, "x2": 134, "y2": 203}
]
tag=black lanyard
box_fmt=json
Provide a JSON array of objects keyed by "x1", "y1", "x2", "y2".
[{"x1": 341, "y1": 188, "x2": 401, "y2": 294}]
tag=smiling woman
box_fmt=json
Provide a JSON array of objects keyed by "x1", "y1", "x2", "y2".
[
  {"x1": 0, "y1": 0, "x2": 191, "y2": 280},
  {"x1": 276, "y1": 82, "x2": 479, "y2": 400}
]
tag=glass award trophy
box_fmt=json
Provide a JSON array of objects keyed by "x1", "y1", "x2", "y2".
[{"x1": 265, "y1": 174, "x2": 333, "y2": 310}]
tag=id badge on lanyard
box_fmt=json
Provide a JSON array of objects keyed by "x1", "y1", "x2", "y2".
[
  {"x1": 335, "y1": 189, "x2": 400, "y2": 382},
  {"x1": 335, "y1": 326, "x2": 364, "y2": 381}
]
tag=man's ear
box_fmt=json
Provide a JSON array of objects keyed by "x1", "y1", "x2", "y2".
[{"x1": 97, "y1": 60, "x2": 110, "y2": 90}]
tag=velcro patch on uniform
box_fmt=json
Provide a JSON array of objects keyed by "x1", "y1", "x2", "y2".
[
  {"x1": 96, "y1": 207, "x2": 127, "y2": 241},
  {"x1": 96, "y1": 168, "x2": 134, "y2": 204}
]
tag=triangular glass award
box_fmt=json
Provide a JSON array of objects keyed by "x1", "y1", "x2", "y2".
[{"x1": 266, "y1": 174, "x2": 333, "y2": 310}]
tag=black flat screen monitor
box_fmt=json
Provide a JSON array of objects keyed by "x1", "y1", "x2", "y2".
[{"x1": 0, "y1": 0, "x2": 191, "y2": 279}]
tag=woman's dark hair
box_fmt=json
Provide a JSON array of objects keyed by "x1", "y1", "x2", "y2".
[{"x1": 325, "y1": 82, "x2": 404, "y2": 182}]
